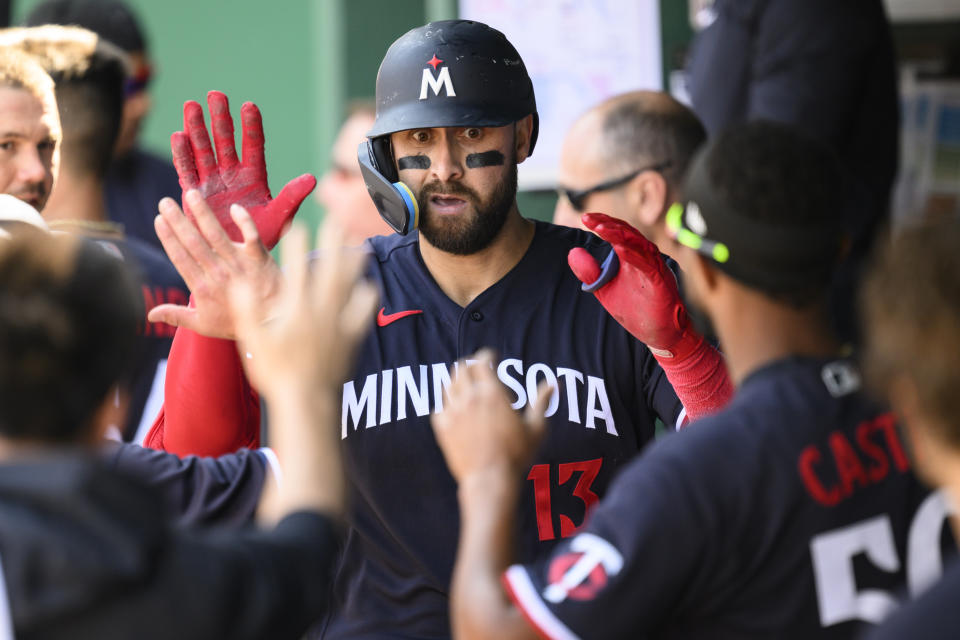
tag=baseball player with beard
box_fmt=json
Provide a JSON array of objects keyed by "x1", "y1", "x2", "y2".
[{"x1": 144, "y1": 20, "x2": 733, "y2": 638}]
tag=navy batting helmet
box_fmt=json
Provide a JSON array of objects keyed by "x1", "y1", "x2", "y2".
[{"x1": 358, "y1": 20, "x2": 538, "y2": 235}]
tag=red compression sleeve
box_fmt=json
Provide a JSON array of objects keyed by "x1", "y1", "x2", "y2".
[
  {"x1": 653, "y1": 336, "x2": 733, "y2": 427},
  {"x1": 144, "y1": 326, "x2": 260, "y2": 456}
]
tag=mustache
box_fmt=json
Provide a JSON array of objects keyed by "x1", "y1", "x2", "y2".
[
  {"x1": 419, "y1": 180, "x2": 480, "y2": 203},
  {"x1": 8, "y1": 185, "x2": 47, "y2": 201}
]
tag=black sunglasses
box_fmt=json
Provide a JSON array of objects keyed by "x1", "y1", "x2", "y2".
[{"x1": 558, "y1": 160, "x2": 672, "y2": 212}]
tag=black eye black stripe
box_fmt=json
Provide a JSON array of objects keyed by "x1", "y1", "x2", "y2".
[{"x1": 398, "y1": 155, "x2": 431, "y2": 170}]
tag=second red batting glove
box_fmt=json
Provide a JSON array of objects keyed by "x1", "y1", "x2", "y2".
[
  {"x1": 568, "y1": 213, "x2": 701, "y2": 359},
  {"x1": 569, "y1": 213, "x2": 733, "y2": 423}
]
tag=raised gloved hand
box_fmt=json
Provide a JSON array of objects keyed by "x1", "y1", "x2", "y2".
[
  {"x1": 171, "y1": 90, "x2": 316, "y2": 249},
  {"x1": 568, "y1": 212, "x2": 701, "y2": 359}
]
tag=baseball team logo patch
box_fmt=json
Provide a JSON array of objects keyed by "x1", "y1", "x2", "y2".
[
  {"x1": 542, "y1": 533, "x2": 623, "y2": 603},
  {"x1": 420, "y1": 53, "x2": 456, "y2": 99}
]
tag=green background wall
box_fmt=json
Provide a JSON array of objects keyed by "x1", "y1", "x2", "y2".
[{"x1": 12, "y1": 0, "x2": 689, "y2": 229}]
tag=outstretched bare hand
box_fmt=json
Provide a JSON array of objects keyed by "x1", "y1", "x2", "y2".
[
  {"x1": 148, "y1": 189, "x2": 282, "y2": 339},
  {"x1": 229, "y1": 221, "x2": 379, "y2": 523},
  {"x1": 432, "y1": 350, "x2": 552, "y2": 483},
  {"x1": 229, "y1": 221, "x2": 379, "y2": 397},
  {"x1": 172, "y1": 90, "x2": 316, "y2": 249}
]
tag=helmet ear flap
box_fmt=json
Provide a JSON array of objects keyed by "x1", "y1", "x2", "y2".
[
  {"x1": 370, "y1": 136, "x2": 398, "y2": 183},
  {"x1": 358, "y1": 140, "x2": 419, "y2": 236}
]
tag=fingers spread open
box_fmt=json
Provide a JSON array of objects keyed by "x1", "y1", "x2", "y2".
[
  {"x1": 208, "y1": 91, "x2": 240, "y2": 172},
  {"x1": 185, "y1": 189, "x2": 239, "y2": 267},
  {"x1": 171, "y1": 131, "x2": 199, "y2": 189},
  {"x1": 279, "y1": 224, "x2": 310, "y2": 319},
  {"x1": 524, "y1": 380, "x2": 553, "y2": 442},
  {"x1": 156, "y1": 202, "x2": 204, "y2": 291},
  {"x1": 184, "y1": 100, "x2": 218, "y2": 184},
  {"x1": 339, "y1": 281, "x2": 379, "y2": 347},
  {"x1": 230, "y1": 204, "x2": 266, "y2": 259},
  {"x1": 228, "y1": 275, "x2": 263, "y2": 352},
  {"x1": 160, "y1": 191, "x2": 223, "y2": 276},
  {"x1": 447, "y1": 357, "x2": 473, "y2": 405},
  {"x1": 240, "y1": 102, "x2": 267, "y2": 182}
]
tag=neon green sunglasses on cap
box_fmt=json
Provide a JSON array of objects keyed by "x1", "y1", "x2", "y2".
[{"x1": 666, "y1": 202, "x2": 730, "y2": 264}]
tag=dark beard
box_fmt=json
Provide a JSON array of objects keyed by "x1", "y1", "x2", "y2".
[{"x1": 417, "y1": 160, "x2": 517, "y2": 255}]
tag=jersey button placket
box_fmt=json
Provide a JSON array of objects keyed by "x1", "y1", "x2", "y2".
[{"x1": 470, "y1": 310, "x2": 483, "y2": 322}]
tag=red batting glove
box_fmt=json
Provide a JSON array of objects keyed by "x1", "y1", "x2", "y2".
[
  {"x1": 568, "y1": 213, "x2": 733, "y2": 423},
  {"x1": 568, "y1": 213, "x2": 701, "y2": 359},
  {"x1": 171, "y1": 90, "x2": 316, "y2": 249}
]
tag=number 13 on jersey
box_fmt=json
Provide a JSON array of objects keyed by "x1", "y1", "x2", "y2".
[{"x1": 528, "y1": 458, "x2": 603, "y2": 541}]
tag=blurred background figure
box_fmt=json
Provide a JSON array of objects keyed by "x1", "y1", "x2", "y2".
[
  {"x1": 862, "y1": 219, "x2": 960, "y2": 639},
  {"x1": 553, "y1": 90, "x2": 706, "y2": 255},
  {"x1": 315, "y1": 100, "x2": 394, "y2": 246},
  {"x1": 25, "y1": 0, "x2": 180, "y2": 254},
  {"x1": 685, "y1": 0, "x2": 898, "y2": 345}
]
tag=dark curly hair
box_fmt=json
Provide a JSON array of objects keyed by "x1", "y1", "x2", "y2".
[
  {"x1": 705, "y1": 120, "x2": 844, "y2": 307},
  {"x1": 0, "y1": 232, "x2": 141, "y2": 443}
]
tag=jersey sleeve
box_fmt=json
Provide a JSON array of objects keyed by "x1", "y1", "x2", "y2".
[
  {"x1": 104, "y1": 441, "x2": 266, "y2": 527},
  {"x1": 152, "y1": 511, "x2": 340, "y2": 640},
  {"x1": 502, "y1": 427, "x2": 733, "y2": 639},
  {"x1": 143, "y1": 324, "x2": 261, "y2": 456},
  {"x1": 638, "y1": 347, "x2": 687, "y2": 431}
]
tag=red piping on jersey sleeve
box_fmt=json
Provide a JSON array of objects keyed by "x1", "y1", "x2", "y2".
[
  {"x1": 501, "y1": 569, "x2": 556, "y2": 640},
  {"x1": 143, "y1": 325, "x2": 260, "y2": 456},
  {"x1": 653, "y1": 335, "x2": 733, "y2": 426}
]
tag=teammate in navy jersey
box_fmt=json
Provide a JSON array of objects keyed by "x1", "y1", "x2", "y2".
[
  {"x1": 143, "y1": 20, "x2": 732, "y2": 638},
  {"x1": 863, "y1": 220, "x2": 960, "y2": 640},
  {"x1": 432, "y1": 121, "x2": 955, "y2": 639},
  {"x1": 5, "y1": 27, "x2": 189, "y2": 441}
]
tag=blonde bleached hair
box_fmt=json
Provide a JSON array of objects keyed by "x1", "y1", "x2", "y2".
[
  {"x1": 0, "y1": 45, "x2": 58, "y2": 112},
  {"x1": 0, "y1": 25, "x2": 131, "y2": 80}
]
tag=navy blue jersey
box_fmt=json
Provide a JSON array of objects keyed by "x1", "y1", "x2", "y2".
[
  {"x1": 88, "y1": 232, "x2": 188, "y2": 441},
  {"x1": 867, "y1": 559, "x2": 960, "y2": 640},
  {"x1": 321, "y1": 222, "x2": 684, "y2": 638},
  {"x1": 106, "y1": 147, "x2": 182, "y2": 254},
  {"x1": 504, "y1": 357, "x2": 954, "y2": 639},
  {"x1": 102, "y1": 442, "x2": 269, "y2": 528}
]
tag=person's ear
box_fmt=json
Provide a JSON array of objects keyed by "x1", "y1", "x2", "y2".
[
  {"x1": 514, "y1": 114, "x2": 534, "y2": 163},
  {"x1": 692, "y1": 253, "x2": 720, "y2": 296},
  {"x1": 630, "y1": 172, "x2": 668, "y2": 230}
]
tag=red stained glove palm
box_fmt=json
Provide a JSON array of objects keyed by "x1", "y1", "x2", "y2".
[
  {"x1": 568, "y1": 213, "x2": 701, "y2": 359},
  {"x1": 171, "y1": 90, "x2": 316, "y2": 249}
]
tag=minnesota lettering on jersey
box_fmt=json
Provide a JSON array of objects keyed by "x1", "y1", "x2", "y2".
[{"x1": 342, "y1": 358, "x2": 616, "y2": 438}]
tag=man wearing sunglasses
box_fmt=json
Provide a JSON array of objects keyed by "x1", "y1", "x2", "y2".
[{"x1": 553, "y1": 91, "x2": 705, "y2": 255}]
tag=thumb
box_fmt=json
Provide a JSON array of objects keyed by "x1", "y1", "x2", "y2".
[
  {"x1": 147, "y1": 303, "x2": 195, "y2": 329},
  {"x1": 567, "y1": 247, "x2": 601, "y2": 285},
  {"x1": 273, "y1": 173, "x2": 318, "y2": 216}
]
